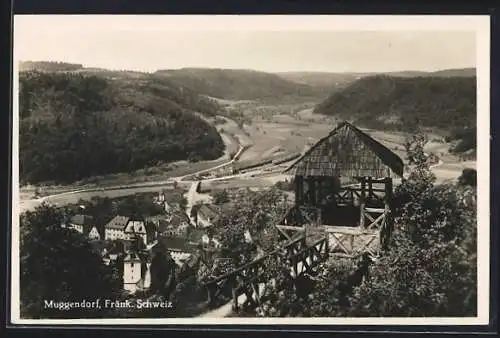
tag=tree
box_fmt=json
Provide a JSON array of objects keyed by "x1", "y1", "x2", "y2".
[
  {"x1": 179, "y1": 196, "x2": 188, "y2": 212},
  {"x1": 313, "y1": 75, "x2": 476, "y2": 137},
  {"x1": 345, "y1": 133, "x2": 477, "y2": 317},
  {"x1": 458, "y1": 168, "x2": 477, "y2": 187},
  {"x1": 19, "y1": 71, "x2": 225, "y2": 185},
  {"x1": 345, "y1": 230, "x2": 476, "y2": 317},
  {"x1": 212, "y1": 189, "x2": 288, "y2": 258},
  {"x1": 20, "y1": 204, "x2": 122, "y2": 318},
  {"x1": 149, "y1": 247, "x2": 177, "y2": 296}
]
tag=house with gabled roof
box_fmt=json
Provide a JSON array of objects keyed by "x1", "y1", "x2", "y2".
[
  {"x1": 69, "y1": 214, "x2": 93, "y2": 234},
  {"x1": 195, "y1": 204, "x2": 220, "y2": 228},
  {"x1": 124, "y1": 220, "x2": 147, "y2": 246},
  {"x1": 69, "y1": 214, "x2": 101, "y2": 240},
  {"x1": 153, "y1": 236, "x2": 195, "y2": 267},
  {"x1": 105, "y1": 216, "x2": 148, "y2": 245}
]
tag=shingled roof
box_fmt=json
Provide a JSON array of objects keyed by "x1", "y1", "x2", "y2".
[
  {"x1": 105, "y1": 215, "x2": 129, "y2": 230},
  {"x1": 70, "y1": 214, "x2": 94, "y2": 226},
  {"x1": 285, "y1": 121, "x2": 404, "y2": 178}
]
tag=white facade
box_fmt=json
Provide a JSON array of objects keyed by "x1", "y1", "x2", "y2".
[
  {"x1": 105, "y1": 228, "x2": 126, "y2": 241},
  {"x1": 123, "y1": 256, "x2": 151, "y2": 294},
  {"x1": 123, "y1": 258, "x2": 142, "y2": 294},
  {"x1": 124, "y1": 221, "x2": 147, "y2": 246},
  {"x1": 164, "y1": 201, "x2": 171, "y2": 213},
  {"x1": 70, "y1": 223, "x2": 84, "y2": 234},
  {"x1": 88, "y1": 226, "x2": 101, "y2": 240},
  {"x1": 142, "y1": 263, "x2": 152, "y2": 290}
]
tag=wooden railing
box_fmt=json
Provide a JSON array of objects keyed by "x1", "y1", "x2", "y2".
[
  {"x1": 325, "y1": 226, "x2": 380, "y2": 258},
  {"x1": 279, "y1": 205, "x2": 322, "y2": 227},
  {"x1": 363, "y1": 207, "x2": 386, "y2": 230},
  {"x1": 201, "y1": 235, "x2": 327, "y2": 310},
  {"x1": 288, "y1": 237, "x2": 328, "y2": 277},
  {"x1": 336, "y1": 186, "x2": 386, "y2": 206}
]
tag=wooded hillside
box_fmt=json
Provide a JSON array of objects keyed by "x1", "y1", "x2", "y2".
[
  {"x1": 19, "y1": 71, "x2": 225, "y2": 185},
  {"x1": 19, "y1": 61, "x2": 84, "y2": 72},
  {"x1": 314, "y1": 74, "x2": 476, "y2": 153},
  {"x1": 277, "y1": 68, "x2": 475, "y2": 89},
  {"x1": 154, "y1": 68, "x2": 325, "y2": 102}
]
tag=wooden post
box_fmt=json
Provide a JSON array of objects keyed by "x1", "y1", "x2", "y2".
[
  {"x1": 359, "y1": 177, "x2": 366, "y2": 228},
  {"x1": 232, "y1": 279, "x2": 239, "y2": 312},
  {"x1": 251, "y1": 283, "x2": 261, "y2": 306},
  {"x1": 368, "y1": 177, "x2": 373, "y2": 200},
  {"x1": 207, "y1": 285, "x2": 212, "y2": 305},
  {"x1": 295, "y1": 175, "x2": 303, "y2": 205},
  {"x1": 309, "y1": 177, "x2": 315, "y2": 206},
  {"x1": 383, "y1": 177, "x2": 393, "y2": 249}
]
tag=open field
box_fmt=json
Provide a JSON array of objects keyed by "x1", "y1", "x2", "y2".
[
  {"x1": 20, "y1": 159, "x2": 226, "y2": 198},
  {"x1": 19, "y1": 185, "x2": 187, "y2": 213},
  {"x1": 199, "y1": 174, "x2": 289, "y2": 192},
  {"x1": 236, "y1": 117, "x2": 333, "y2": 163}
]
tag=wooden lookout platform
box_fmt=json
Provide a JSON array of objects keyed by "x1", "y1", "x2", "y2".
[
  {"x1": 199, "y1": 121, "x2": 404, "y2": 314},
  {"x1": 277, "y1": 121, "x2": 404, "y2": 259}
]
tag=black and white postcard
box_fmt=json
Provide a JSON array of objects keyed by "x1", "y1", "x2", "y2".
[{"x1": 10, "y1": 15, "x2": 490, "y2": 326}]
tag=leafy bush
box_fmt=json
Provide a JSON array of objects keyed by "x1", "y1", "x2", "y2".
[
  {"x1": 347, "y1": 133, "x2": 477, "y2": 317},
  {"x1": 20, "y1": 204, "x2": 122, "y2": 318},
  {"x1": 458, "y1": 168, "x2": 477, "y2": 187}
]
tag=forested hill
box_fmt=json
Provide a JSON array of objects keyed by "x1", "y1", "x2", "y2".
[
  {"x1": 154, "y1": 68, "x2": 325, "y2": 102},
  {"x1": 19, "y1": 61, "x2": 84, "y2": 72},
  {"x1": 314, "y1": 74, "x2": 476, "y2": 132},
  {"x1": 276, "y1": 72, "x2": 365, "y2": 89},
  {"x1": 19, "y1": 71, "x2": 225, "y2": 185},
  {"x1": 277, "y1": 68, "x2": 476, "y2": 90}
]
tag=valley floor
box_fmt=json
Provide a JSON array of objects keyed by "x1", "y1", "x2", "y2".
[{"x1": 18, "y1": 103, "x2": 476, "y2": 212}]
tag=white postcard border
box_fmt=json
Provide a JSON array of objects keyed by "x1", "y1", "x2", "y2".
[{"x1": 10, "y1": 14, "x2": 491, "y2": 326}]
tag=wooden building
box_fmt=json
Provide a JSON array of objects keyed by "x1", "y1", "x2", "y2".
[{"x1": 277, "y1": 121, "x2": 404, "y2": 258}]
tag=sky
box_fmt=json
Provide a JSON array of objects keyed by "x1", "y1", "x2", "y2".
[{"x1": 14, "y1": 15, "x2": 481, "y2": 73}]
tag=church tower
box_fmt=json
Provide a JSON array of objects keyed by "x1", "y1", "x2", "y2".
[{"x1": 123, "y1": 251, "x2": 143, "y2": 294}]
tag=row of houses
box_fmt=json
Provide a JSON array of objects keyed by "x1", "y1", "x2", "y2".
[
  {"x1": 66, "y1": 214, "x2": 149, "y2": 245},
  {"x1": 65, "y1": 210, "x2": 222, "y2": 294},
  {"x1": 64, "y1": 190, "x2": 231, "y2": 295}
]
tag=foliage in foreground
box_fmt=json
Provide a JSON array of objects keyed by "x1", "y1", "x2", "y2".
[
  {"x1": 19, "y1": 202, "x2": 206, "y2": 318},
  {"x1": 20, "y1": 204, "x2": 122, "y2": 318},
  {"x1": 344, "y1": 135, "x2": 476, "y2": 317},
  {"x1": 211, "y1": 188, "x2": 289, "y2": 265}
]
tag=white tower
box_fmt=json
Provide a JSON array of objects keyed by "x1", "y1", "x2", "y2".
[
  {"x1": 143, "y1": 263, "x2": 152, "y2": 289},
  {"x1": 123, "y1": 252, "x2": 142, "y2": 294}
]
